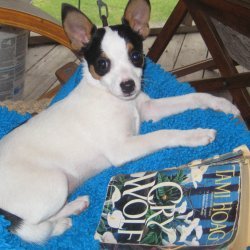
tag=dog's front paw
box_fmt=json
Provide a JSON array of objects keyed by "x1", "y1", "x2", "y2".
[
  {"x1": 72, "y1": 195, "x2": 90, "y2": 215},
  {"x1": 210, "y1": 97, "x2": 240, "y2": 117},
  {"x1": 52, "y1": 218, "x2": 72, "y2": 236},
  {"x1": 187, "y1": 128, "x2": 216, "y2": 147}
]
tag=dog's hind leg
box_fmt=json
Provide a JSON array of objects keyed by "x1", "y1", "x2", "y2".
[
  {"x1": 1, "y1": 168, "x2": 72, "y2": 243},
  {"x1": 14, "y1": 217, "x2": 72, "y2": 244},
  {"x1": 15, "y1": 196, "x2": 90, "y2": 243},
  {"x1": 49, "y1": 195, "x2": 90, "y2": 221}
]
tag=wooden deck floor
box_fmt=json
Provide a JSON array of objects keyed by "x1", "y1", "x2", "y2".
[{"x1": 24, "y1": 32, "x2": 247, "y2": 101}]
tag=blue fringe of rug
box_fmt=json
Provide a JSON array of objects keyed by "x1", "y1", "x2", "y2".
[{"x1": 0, "y1": 58, "x2": 249, "y2": 249}]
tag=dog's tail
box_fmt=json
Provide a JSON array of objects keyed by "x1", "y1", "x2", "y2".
[
  {"x1": 0, "y1": 208, "x2": 23, "y2": 233},
  {"x1": 0, "y1": 208, "x2": 52, "y2": 244},
  {"x1": 0, "y1": 208, "x2": 73, "y2": 244}
]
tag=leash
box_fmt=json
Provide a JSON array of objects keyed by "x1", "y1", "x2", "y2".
[
  {"x1": 77, "y1": 0, "x2": 109, "y2": 27},
  {"x1": 97, "y1": 0, "x2": 109, "y2": 27}
]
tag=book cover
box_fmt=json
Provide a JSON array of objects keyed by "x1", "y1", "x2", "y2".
[{"x1": 95, "y1": 146, "x2": 250, "y2": 249}]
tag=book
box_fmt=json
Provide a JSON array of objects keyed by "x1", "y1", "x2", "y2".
[{"x1": 95, "y1": 145, "x2": 250, "y2": 249}]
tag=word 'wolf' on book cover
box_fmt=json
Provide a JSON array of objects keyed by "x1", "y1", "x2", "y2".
[{"x1": 95, "y1": 146, "x2": 250, "y2": 249}]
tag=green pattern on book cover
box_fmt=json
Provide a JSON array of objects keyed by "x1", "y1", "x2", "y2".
[{"x1": 95, "y1": 150, "x2": 245, "y2": 249}]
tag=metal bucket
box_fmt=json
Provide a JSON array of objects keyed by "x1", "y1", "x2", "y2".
[{"x1": 0, "y1": 26, "x2": 28, "y2": 101}]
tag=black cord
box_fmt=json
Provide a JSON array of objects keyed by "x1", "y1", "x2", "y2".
[{"x1": 78, "y1": 0, "x2": 81, "y2": 9}]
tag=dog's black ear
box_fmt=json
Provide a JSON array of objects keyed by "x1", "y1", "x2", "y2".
[
  {"x1": 123, "y1": 0, "x2": 151, "y2": 39},
  {"x1": 62, "y1": 3, "x2": 96, "y2": 51}
]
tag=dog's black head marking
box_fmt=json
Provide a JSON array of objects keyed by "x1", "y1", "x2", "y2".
[
  {"x1": 61, "y1": 0, "x2": 150, "y2": 62},
  {"x1": 61, "y1": 0, "x2": 150, "y2": 93},
  {"x1": 80, "y1": 24, "x2": 144, "y2": 79}
]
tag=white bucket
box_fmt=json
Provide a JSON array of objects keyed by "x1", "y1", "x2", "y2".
[{"x1": 0, "y1": 26, "x2": 28, "y2": 101}]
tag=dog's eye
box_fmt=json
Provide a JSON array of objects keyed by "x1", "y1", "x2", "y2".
[
  {"x1": 95, "y1": 57, "x2": 111, "y2": 76},
  {"x1": 130, "y1": 50, "x2": 144, "y2": 67}
]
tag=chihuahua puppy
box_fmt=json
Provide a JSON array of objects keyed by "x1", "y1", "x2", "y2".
[{"x1": 0, "y1": 0, "x2": 239, "y2": 244}]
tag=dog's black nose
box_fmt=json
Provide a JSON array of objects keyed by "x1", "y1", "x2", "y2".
[{"x1": 120, "y1": 80, "x2": 135, "y2": 95}]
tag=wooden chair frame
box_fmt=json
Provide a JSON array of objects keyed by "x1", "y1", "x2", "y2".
[
  {"x1": 147, "y1": 0, "x2": 250, "y2": 127},
  {"x1": 1, "y1": 0, "x2": 250, "y2": 127},
  {"x1": 0, "y1": 0, "x2": 71, "y2": 48}
]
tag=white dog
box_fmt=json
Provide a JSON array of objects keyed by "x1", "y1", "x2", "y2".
[{"x1": 0, "y1": 0, "x2": 239, "y2": 244}]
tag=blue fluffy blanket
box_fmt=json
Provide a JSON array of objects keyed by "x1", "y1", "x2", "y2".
[{"x1": 0, "y1": 59, "x2": 249, "y2": 249}]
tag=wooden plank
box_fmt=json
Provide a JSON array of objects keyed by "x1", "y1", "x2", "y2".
[
  {"x1": 175, "y1": 33, "x2": 208, "y2": 82},
  {"x1": 203, "y1": 53, "x2": 232, "y2": 101},
  {"x1": 182, "y1": 13, "x2": 193, "y2": 26},
  {"x1": 39, "y1": 84, "x2": 61, "y2": 100},
  {"x1": 0, "y1": 0, "x2": 71, "y2": 48},
  {"x1": 28, "y1": 36, "x2": 59, "y2": 46},
  {"x1": 147, "y1": 0, "x2": 188, "y2": 62},
  {"x1": 237, "y1": 65, "x2": 249, "y2": 73},
  {"x1": 143, "y1": 37, "x2": 156, "y2": 55},
  {"x1": 23, "y1": 45, "x2": 76, "y2": 100},
  {"x1": 171, "y1": 58, "x2": 215, "y2": 77},
  {"x1": 190, "y1": 72, "x2": 250, "y2": 91},
  {"x1": 149, "y1": 25, "x2": 198, "y2": 36},
  {"x1": 196, "y1": 0, "x2": 250, "y2": 38},
  {"x1": 185, "y1": 0, "x2": 250, "y2": 126},
  {"x1": 0, "y1": 0, "x2": 60, "y2": 24},
  {"x1": 40, "y1": 61, "x2": 79, "y2": 99},
  {"x1": 55, "y1": 62, "x2": 79, "y2": 84},
  {"x1": 144, "y1": 34, "x2": 185, "y2": 71},
  {"x1": 26, "y1": 44, "x2": 55, "y2": 71},
  {"x1": 158, "y1": 34, "x2": 185, "y2": 71},
  {"x1": 45, "y1": 58, "x2": 81, "y2": 93},
  {"x1": 203, "y1": 53, "x2": 250, "y2": 101},
  {"x1": 203, "y1": 52, "x2": 220, "y2": 78}
]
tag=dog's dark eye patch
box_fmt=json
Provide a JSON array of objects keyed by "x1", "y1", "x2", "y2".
[
  {"x1": 82, "y1": 28, "x2": 105, "y2": 64},
  {"x1": 94, "y1": 57, "x2": 111, "y2": 76},
  {"x1": 129, "y1": 50, "x2": 144, "y2": 67},
  {"x1": 82, "y1": 24, "x2": 144, "y2": 80},
  {"x1": 81, "y1": 28, "x2": 112, "y2": 79}
]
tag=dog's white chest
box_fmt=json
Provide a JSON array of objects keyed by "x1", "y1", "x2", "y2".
[
  {"x1": 110, "y1": 98, "x2": 141, "y2": 137},
  {"x1": 131, "y1": 106, "x2": 140, "y2": 135}
]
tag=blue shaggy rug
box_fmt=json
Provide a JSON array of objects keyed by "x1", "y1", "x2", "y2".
[{"x1": 0, "y1": 58, "x2": 249, "y2": 249}]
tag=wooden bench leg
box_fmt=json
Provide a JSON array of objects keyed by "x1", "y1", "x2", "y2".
[
  {"x1": 170, "y1": 58, "x2": 215, "y2": 77},
  {"x1": 147, "y1": 0, "x2": 188, "y2": 62},
  {"x1": 189, "y1": 72, "x2": 250, "y2": 92},
  {"x1": 39, "y1": 62, "x2": 78, "y2": 100},
  {"x1": 184, "y1": 0, "x2": 250, "y2": 126}
]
